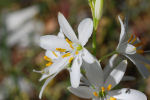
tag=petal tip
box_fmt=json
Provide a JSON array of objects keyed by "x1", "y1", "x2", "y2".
[{"x1": 123, "y1": 60, "x2": 128, "y2": 64}]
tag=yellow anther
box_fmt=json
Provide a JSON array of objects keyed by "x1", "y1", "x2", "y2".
[
  {"x1": 101, "y1": 87, "x2": 105, "y2": 92},
  {"x1": 69, "y1": 57, "x2": 74, "y2": 63},
  {"x1": 52, "y1": 51, "x2": 58, "y2": 57},
  {"x1": 93, "y1": 92, "x2": 98, "y2": 97},
  {"x1": 131, "y1": 35, "x2": 137, "y2": 44},
  {"x1": 107, "y1": 84, "x2": 112, "y2": 91},
  {"x1": 46, "y1": 62, "x2": 53, "y2": 67},
  {"x1": 128, "y1": 34, "x2": 133, "y2": 43},
  {"x1": 75, "y1": 51, "x2": 79, "y2": 55},
  {"x1": 66, "y1": 38, "x2": 74, "y2": 49},
  {"x1": 110, "y1": 97, "x2": 116, "y2": 100},
  {"x1": 44, "y1": 56, "x2": 52, "y2": 62},
  {"x1": 56, "y1": 48, "x2": 66, "y2": 52},
  {"x1": 134, "y1": 42, "x2": 143, "y2": 47},
  {"x1": 62, "y1": 53, "x2": 71, "y2": 58},
  {"x1": 137, "y1": 50, "x2": 144, "y2": 54},
  {"x1": 66, "y1": 38, "x2": 72, "y2": 44}
]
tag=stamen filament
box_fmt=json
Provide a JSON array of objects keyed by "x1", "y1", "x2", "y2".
[
  {"x1": 101, "y1": 87, "x2": 105, "y2": 93},
  {"x1": 66, "y1": 38, "x2": 74, "y2": 49},
  {"x1": 75, "y1": 51, "x2": 79, "y2": 55},
  {"x1": 128, "y1": 34, "x2": 133, "y2": 43},
  {"x1": 44, "y1": 56, "x2": 52, "y2": 62},
  {"x1": 131, "y1": 35, "x2": 137, "y2": 44},
  {"x1": 93, "y1": 92, "x2": 98, "y2": 97},
  {"x1": 107, "y1": 84, "x2": 112, "y2": 91},
  {"x1": 56, "y1": 48, "x2": 66, "y2": 52},
  {"x1": 69, "y1": 57, "x2": 74, "y2": 63},
  {"x1": 46, "y1": 62, "x2": 53, "y2": 67},
  {"x1": 62, "y1": 53, "x2": 71, "y2": 58},
  {"x1": 137, "y1": 50, "x2": 144, "y2": 54},
  {"x1": 52, "y1": 51, "x2": 58, "y2": 57},
  {"x1": 109, "y1": 97, "x2": 117, "y2": 100},
  {"x1": 134, "y1": 42, "x2": 143, "y2": 47}
]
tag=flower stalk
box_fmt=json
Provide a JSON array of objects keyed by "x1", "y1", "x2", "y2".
[
  {"x1": 89, "y1": 0, "x2": 103, "y2": 55},
  {"x1": 99, "y1": 51, "x2": 118, "y2": 62}
]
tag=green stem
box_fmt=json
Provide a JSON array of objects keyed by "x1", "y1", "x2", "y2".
[
  {"x1": 92, "y1": 27, "x2": 97, "y2": 55},
  {"x1": 99, "y1": 51, "x2": 118, "y2": 62},
  {"x1": 92, "y1": 17, "x2": 99, "y2": 55}
]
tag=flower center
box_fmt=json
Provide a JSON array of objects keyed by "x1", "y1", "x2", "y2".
[
  {"x1": 76, "y1": 44, "x2": 83, "y2": 51},
  {"x1": 92, "y1": 84, "x2": 116, "y2": 100},
  {"x1": 127, "y1": 34, "x2": 144, "y2": 54}
]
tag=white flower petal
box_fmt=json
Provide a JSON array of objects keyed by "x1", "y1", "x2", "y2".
[
  {"x1": 103, "y1": 54, "x2": 122, "y2": 79},
  {"x1": 45, "y1": 50, "x2": 60, "y2": 60},
  {"x1": 132, "y1": 54, "x2": 150, "y2": 65},
  {"x1": 39, "y1": 73, "x2": 58, "y2": 99},
  {"x1": 6, "y1": 6, "x2": 39, "y2": 31},
  {"x1": 40, "y1": 57, "x2": 70, "y2": 81},
  {"x1": 118, "y1": 16, "x2": 125, "y2": 44},
  {"x1": 70, "y1": 55, "x2": 82, "y2": 88},
  {"x1": 95, "y1": 0, "x2": 103, "y2": 20},
  {"x1": 125, "y1": 55, "x2": 150, "y2": 78},
  {"x1": 83, "y1": 59, "x2": 104, "y2": 88},
  {"x1": 125, "y1": 44, "x2": 136, "y2": 54},
  {"x1": 104, "y1": 60, "x2": 127, "y2": 88},
  {"x1": 109, "y1": 88, "x2": 147, "y2": 100},
  {"x1": 57, "y1": 29, "x2": 65, "y2": 38},
  {"x1": 80, "y1": 75, "x2": 90, "y2": 86},
  {"x1": 39, "y1": 74, "x2": 50, "y2": 82},
  {"x1": 78, "y1": 18, "x2": 93, "y2": 46},
  {"x1": 47, "y1": 57, "x2": 69, "y2": 75},
  {"x1": 58, "y1": 12, "x2": 78, "y2": 43},
  {"x1": 68, "y1": 86, "x2": 92, "y2": 99},
  {"x1": 92, "y1": 99, "x2": 99, "y2": 100},
  {"x1": 117, "y1": 16, "x2": 130, "y2": 50},
  {"x1": 40, "y1": 35, "x2": 71, "y2": 51},
  {"x1": 82, "y1": 48, "x2": 95, "y2": 64}
]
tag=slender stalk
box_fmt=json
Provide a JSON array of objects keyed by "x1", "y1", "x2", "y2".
[
  {"x1": 92, "y1": 28, "x2": 97, "y2": 55},
  {"x1": 92, "y1": 18, "x2": 98, "y2": 55},
  {"x1": 99, "y1": 51, "x2": 118, "y2": 62}
]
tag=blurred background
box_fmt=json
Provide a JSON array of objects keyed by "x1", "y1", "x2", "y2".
[{"x1": 0, "y1": 0, "x2": 150, "y2": 100}]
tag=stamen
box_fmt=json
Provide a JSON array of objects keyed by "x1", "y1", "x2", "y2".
[
  {"x1": 44, "y1": 56, "x2": 52, "y2": 62},
  {"x1": 66, "y1": 38, "x2": 74, "y2": 49},
  {"x1": 62, "y1": 53, "x2": 71, "y2": 58},
  {"x1": 107, "y1": 84, "x2": 112, "y2": 91},
  {"x1": 75, "y1": 51, "x2": 79, "y2": 55},
  {"x1": 128, "y1": 34, "x2": 133, "y2": 43},
  {"x1": 110, "y1": 97, "x2": 116, "y2": 100},
  {"x1": 46, "y1": 62, "x2": 53, "y2": 67},
  {"x1": 101, "y1": 87, "x2": 105, "y2": 92},
  {"x1": 137, "y1": 50, "x2": 144, "y2": 54},
  {"x1": 131, "y1": 35, "x2": 137, "y2": 44},
  {"x1": 93, "y1": 92, "x2": 98, "y2": 97},
  {"x1": 56, "y1": 48, "x2": 66, "y2": 52},
  {"x1": 33, "y1": 69, "x2": 43, "y2": 73},
  {"x1": 52, "y1": 51, "x2": 58, "y2": 57},
  {"x1": 69, "y1": 57, "x2": 74, "y2": 63},
  {"x1": 134, "y1": 42, "x2": 143, "y2": 47}
]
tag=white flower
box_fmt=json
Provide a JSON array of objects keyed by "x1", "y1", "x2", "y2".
[
  {"x1": 69, "y1": 60, "x2": 147, "y2": 100},
  {"x1": 94, "y1": 0, "x2": 103, "y2": 20},
  {"x1": 4, "y1": 5, "x2": 44, "y2": 47},
  {"x1": 89, "y1": 0, "x2": 103, "y2": 20},
  {"x1": 116, "y1": 16, "x2": 150, "y2": 78},
  {"x1": 5, "y1": 5, "x2": 39, "y2": 31},
  {"x1": 34, "y1": 12, "x2": 95, "y2": 99}
]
